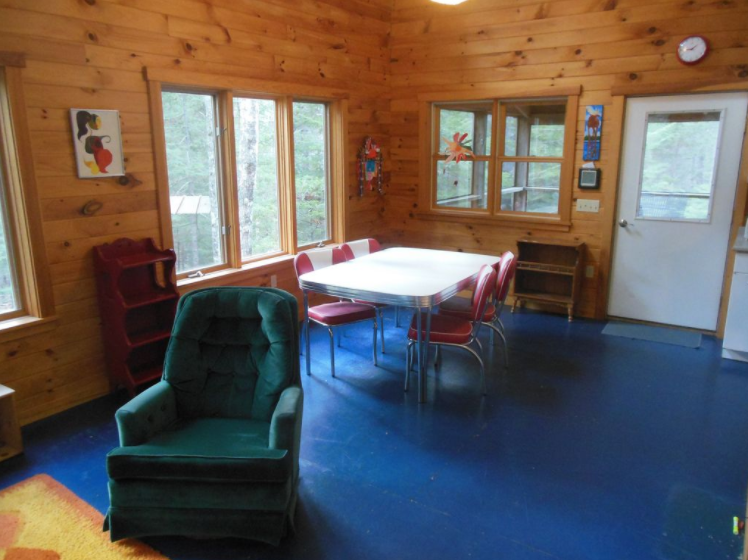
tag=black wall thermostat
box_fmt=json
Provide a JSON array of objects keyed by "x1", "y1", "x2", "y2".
[{"x1": 579, "y1": 168, "x2": 601, "y2": 189}]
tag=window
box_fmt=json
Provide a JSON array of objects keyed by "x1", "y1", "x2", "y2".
[
  {"x1": 0, "y1": 146, "x2": 20, "y2": 317},
  {"x1": 157, "y1": 83, "x2": 338, "y2": 279},
  {"x1": 0, "y1": 57, "x2": 54, "y2": 328},
  {"x1": 426, "y1": 93, "x2": 578, "y2": 226},
  {"x1": 637, "y1": 111, "x2": 722, "y2": 222}
]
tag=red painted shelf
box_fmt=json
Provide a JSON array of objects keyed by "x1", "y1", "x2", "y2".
[{"x1": 94, "y1": 238, "x2": 178, "y2": 397}]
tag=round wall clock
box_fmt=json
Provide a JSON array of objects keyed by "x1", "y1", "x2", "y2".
[{"x1": 676, "y1": 35, "x2": 709, "y2": 66}]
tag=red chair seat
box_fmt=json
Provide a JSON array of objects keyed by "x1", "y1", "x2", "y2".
[
  {"x1": 440, "y1": 300, "x2": 496, "y2": 322},
  {"x1": 407, "y1": 313, "x2": 473, "y2": 345},
  {"x1": 309, "y1": 302, "x2": 376, "y2": 326}
]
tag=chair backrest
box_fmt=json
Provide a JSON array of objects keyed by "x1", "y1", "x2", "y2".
[
  {"x1": 293, "y1": 247, "x2": 346, "y2": 279},
  {"x1": 163, "y1": 287, "x2": 300, "y2": 422},
  {"x1": 340, "y1": 238, "x2": 382, "y2": 261},
  {"x1": 470, "y1": 265, "x2": 498, "y2": 323},
  {"x1": 496, "y1": 251, "x2": 517, "y2": 303}
]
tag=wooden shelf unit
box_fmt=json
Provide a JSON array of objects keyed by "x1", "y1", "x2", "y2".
[
  {"x1": 512, "y1": 238, "x2": 585, "y2": 321},
  {"x1": 94, "y1": 238, "x2": 178, "y2": 397}
]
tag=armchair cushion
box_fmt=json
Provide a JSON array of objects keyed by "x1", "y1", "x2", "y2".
[{"x1": 107, "y1": 418, "x2": 291, "y2": 482}]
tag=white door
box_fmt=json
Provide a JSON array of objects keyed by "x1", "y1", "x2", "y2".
[{"x1": 609, "y1": 93, "x2": 748, "y2": 331}]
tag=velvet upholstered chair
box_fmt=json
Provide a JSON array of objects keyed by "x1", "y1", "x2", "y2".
[{"x1": 104, "y1": 287, "x2": 303, "y2": 545}]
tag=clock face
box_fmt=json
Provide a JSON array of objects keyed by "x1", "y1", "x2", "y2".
[{"x1": 677, "y1": 36, "x2": 709, "y2": 65}]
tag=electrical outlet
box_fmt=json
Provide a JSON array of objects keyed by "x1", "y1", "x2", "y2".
[
  {"x1": 576, "y1": 199, "x2": 600, "y2": 213},
  {"x1": 270, "y1": 274, "x2": 277, "y2": 288},
  {"x1": 585, "y1": 265, "x2": 595, "y2": 278}
]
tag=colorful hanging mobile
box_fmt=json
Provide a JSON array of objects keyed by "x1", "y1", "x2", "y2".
[
  {"x1": 441, "y1": 132, "x2": 474, "y2": 170},
  {"x1": 357, "y1": 136, "x2": 384, "y2": 196}
]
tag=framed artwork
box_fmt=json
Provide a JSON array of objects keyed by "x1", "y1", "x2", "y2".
[
  {"x1": 583, "y1": 105, "x2": 603, "y2": 161},
  {"x1": 70, "y1": 108, "x2": 125, "y2": 178}
]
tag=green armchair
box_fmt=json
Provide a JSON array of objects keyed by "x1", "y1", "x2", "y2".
[{"x1": 104, "y1": 287, "x2": 303, "y2": 545}]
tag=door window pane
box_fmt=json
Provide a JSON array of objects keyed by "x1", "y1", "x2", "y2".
[
  {"x1": 500, "y1": 162, "x2": 560, "y2": 214},
  {"x1": 0, "y1": 159, "x2": 19, "y2": 314},
  {"x1": 233, "y1": 98, "x2": 281, "y2": 259},
  {"x1": 637, "y1": 111, "x2": 721, "y2": 221},
  {"x1": 504, "y1": 101, "x2": 566, "y2": 157},
  {"x1": 162, "y1": 91, "x2": 224, "y2": 274},
  {"x1": 436, "y1": 160, "x2": 488, "y2": 209},
  {"x1": 294, "y1": 102, "x2": 329, "y2": 247},
  {"x1": 438, "y1": 103, "x2": 492, "y2": 157}
]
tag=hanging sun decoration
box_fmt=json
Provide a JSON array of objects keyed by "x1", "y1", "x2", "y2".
[{"x1": 441, "y1": 132, "x2": 474, "y2": 170}]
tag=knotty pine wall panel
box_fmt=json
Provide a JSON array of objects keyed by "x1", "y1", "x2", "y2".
[
  {"x1": 1, "y1": 0, "x2": 392, "y2": 425},
  {"x1": 385, "y1": 0, "x2": 748, "y2": 319}
]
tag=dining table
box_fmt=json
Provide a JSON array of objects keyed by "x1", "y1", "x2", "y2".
[{"x1": 298, "y1": 247, "x2": 501, "y2": 402}]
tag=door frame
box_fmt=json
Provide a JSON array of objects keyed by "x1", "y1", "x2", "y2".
[{"x1": 597, "y1": 82, "x2": 748, "y2": 337}]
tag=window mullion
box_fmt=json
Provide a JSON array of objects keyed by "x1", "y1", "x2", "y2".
[
  {"x1": 277, "y1": 96, "x2": 297, "y2": 253},
  {"x1": 219, "y1": 90, "x2": 241, "y2": 269}
]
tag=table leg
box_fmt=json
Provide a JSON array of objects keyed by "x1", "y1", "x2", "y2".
[
  {"x1": 419, "y1": 306, "x2": 432, "y2": 403},
  {"x1": 416, "y1": 309, "x2": 422, "y2": 397},
  {"x1": 303, "y1": 291, "x2": 311, "y2": 376}
]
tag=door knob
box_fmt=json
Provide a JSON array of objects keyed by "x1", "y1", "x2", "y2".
[{"x1": 618, "y1": 219, "x2": 628, "y2": 228}]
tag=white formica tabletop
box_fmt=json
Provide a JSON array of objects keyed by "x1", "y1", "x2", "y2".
[{"x1": 299, "y1": 247, "x2": 501, "y2": 307}]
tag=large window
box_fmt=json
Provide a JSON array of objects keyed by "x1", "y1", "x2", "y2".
[
  {"x1": 428, "y1": 94, "x2": 577, "y2": 225},
  {"x1": 160, "y1": 89, "x2": 334, "y2": 277},
  {"x1": 0, "y1": 58, "x2": 54, "y2": 328}
]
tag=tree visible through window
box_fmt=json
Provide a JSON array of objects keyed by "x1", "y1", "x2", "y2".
[
  {"x1": 294, "y1": 102, "x2": 329, "y2": 246},
  {"x1": 234, "y1": 97, "x2": 280, "y2": 258},
  {"x1": 162, "y1": 91, "x2": 224, "y2": 274}
]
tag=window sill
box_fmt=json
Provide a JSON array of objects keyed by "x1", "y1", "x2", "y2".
[
  {"x1": 0, "y1": 315, "x2": 58, "y2": 343},
  {"x1": 177, "y1": 253, "x2": 298, "y2": 294},
  {"x1": 415, "y1": 211, "x2": 571, "y2": 232}
]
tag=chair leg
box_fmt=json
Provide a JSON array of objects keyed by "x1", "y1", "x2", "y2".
[
  {"x1": 379, "y1": 308, "x2": 385, "y2": 354},
  {"x1": 485, "y1": 321, "x2": 502, "y2": 346},
  {"x1": 404, "y1": 341, "x2": 413, "y2": 392},
  {"x1": 463, "y1": 343, "x2": 486, "y2": 396},
  {"x1": 486, "y1": 320, "x2": 509, "y2": 368},
  {"x1": 395, "y1": 306, "x2": 400, "y2": 328},
  {"x1": 337, "y1": 328, "x2": 342, "y2": 348},
  {"x1": 434, "y1": 344, "x2": 442, "y2": 371},
  {"x1": 304, "y1": 293, "x2": 311, "y2": 376},
  {"x1": 328, "y1": 327, "x2": 335, "y2": 378},
  {"x1": 372, "y1": 318, "x2": 378, "y2": 367}
]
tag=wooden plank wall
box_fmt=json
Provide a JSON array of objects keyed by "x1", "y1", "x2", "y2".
[
  {"x1": 386, "y1": 0, "x2": 748, "y2": 319},
  {"x1": 0, "y1": 0, "x2": 392, "y2": 425}
]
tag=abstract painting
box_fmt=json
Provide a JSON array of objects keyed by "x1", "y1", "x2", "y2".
[
  {"x1": 583, "y1": 105, "x2": 603, "y2": 161},
  {"x1": 70, "y1": 108, "x2": 125, "y2": 178}
]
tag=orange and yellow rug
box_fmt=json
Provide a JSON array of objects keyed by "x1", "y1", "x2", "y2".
[{"x1": 0, "y1": 474, "x2": 168, "y2": 560}]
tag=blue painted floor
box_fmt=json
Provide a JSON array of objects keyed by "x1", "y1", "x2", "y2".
[{"x1": 1, "y1": 309, "x2": 747, "y2": 559}]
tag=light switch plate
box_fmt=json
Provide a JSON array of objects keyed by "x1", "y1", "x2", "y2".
[{"x1": 576, "y1": 199, "x2": 600, "y2": 212}]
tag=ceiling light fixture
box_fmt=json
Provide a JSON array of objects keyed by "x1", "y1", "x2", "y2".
[{"x1": 430, "y1": 0, "x2": 468, "y2": 5}]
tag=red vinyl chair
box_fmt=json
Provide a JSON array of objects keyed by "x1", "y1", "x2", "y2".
[
  {"x1": 439, "y1": 251, "x2": 517, "y2": 367},
  {"x1": 294, "y1": 247, "x2": 378, "y2": 378},
  {"x1": 339, "y1": 238, "x2": 388, "y2": 352},
  {"x1": 405, "y1": 264, "x2": 497, "y2": 395}
]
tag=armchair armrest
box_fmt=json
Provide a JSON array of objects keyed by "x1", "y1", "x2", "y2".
[
  {"x1": 269, "y1": 386, "x2": 303, "y2": 460},
  {"x1": 115, "y1": 381, "x2": 177, "y2": 447}
]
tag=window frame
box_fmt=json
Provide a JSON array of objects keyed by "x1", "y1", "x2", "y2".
[
  {"x1": 0, "y1": 53, "x2": 55, "y2": 333},
  {"x1": 147, "y1": 69, "x2": 347, "y2": 283},
  {"x1": 419, "y1": 86, "x2": 580, "y2": 230}
]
